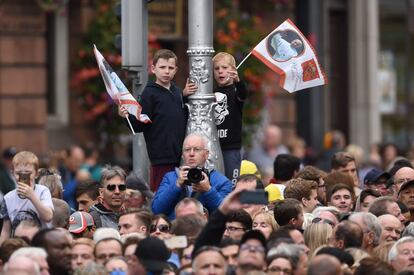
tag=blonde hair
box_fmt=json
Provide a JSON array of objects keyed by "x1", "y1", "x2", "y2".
[
  {"x1": 373, "y1": 241, "x2": 395, "y2": 262},
  {"x1": 212, "y1": 52, "x2": 236, "y2": 67},
  {"x1": 345, "y1": 248, "x2": 370, "y2": 268},
  {"x1": 252, "y1": 210, "x2": 279, "y2": 232},
  {"x1": 73, "y1": 237, "x2": 96, "y2": 249},
  {"x1": 12, "y1": 151, "x2": 39, "y2": 171},
  {"x1": 304, "y1": 223, "x2": 333, "y2": 258}
]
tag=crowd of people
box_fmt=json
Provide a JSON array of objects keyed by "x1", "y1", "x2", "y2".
[
  {"x1": 1, "y1": 133, "x2": 414, "y2": 275},
  {"x1": 2, "y1": 48, "x2": 414, "y2": 275}
]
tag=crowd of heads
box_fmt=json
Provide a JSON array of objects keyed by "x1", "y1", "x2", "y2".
[{"x1": 2, "y1": 130, "x2": 414, "y2": 275}]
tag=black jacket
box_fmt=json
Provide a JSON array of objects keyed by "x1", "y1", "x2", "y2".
[
  {"x1": 127, "y1": 82, "x2": 187, "y2": 165},
  {"x1": 214, "y1": 81, "x2": 248, "y2": 150}
]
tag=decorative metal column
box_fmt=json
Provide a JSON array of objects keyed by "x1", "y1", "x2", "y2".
[{"x1": 186, "y1": 0, "x2": 224, "y2": 172}]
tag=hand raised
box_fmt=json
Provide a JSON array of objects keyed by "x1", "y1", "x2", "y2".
[{"x1": 183, "y1": 78, "x2": 198, "y2": 96}]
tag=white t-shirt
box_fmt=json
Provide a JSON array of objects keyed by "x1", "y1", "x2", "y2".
[{"x1": 0, "y1": 184, "x2": 54, "y2": 231}]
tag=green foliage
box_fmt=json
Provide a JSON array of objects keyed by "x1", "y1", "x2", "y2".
[{"x1": 71, "y1": 0, "x2": 127, "y2": 141}]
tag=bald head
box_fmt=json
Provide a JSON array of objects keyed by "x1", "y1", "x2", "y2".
[
  {"x1": 68, "y1": 145, "x2": 85, "y2": 172},
  {"x1": 394, "y1": 167, "x2": 414, "y2": 193},
  {"x1": 264, "y1": 125, "x2": 282, "y2": 149},
  {"x1": 395, "y1": 167, "x2": 414, "y2": 182},
  {"x1": 378, "y1": 214, "x2": 403, "y2": 242},
  {"x1": 308, "y1": 254, "x2": 342, "y2": 275}
]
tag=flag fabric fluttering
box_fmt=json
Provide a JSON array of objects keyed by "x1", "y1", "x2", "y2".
[
  {"x1": 93, "y1": 45, "x2": 151, "y2": 125},
  {"x1": 250, "y1": 19, "x2": 327, "y2": 93}
]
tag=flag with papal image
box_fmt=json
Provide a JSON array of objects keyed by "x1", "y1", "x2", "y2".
[
  {"x1": 93, "y1": 45, "x2": 151, "y2": 123},
  {"x1": 251, "y1": 19, "x2": 327, "y2": 93}
]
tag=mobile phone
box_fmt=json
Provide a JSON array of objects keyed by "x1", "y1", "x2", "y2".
[
  {"x1": 164, "y1": 235, "x2": 188, "y2": 249},
  {"x1": 18, "y1": 172, "x2": 31, "y2": 185},
  {"x1": 239, "y1": 190, "x2": 269, "y2": 205}
]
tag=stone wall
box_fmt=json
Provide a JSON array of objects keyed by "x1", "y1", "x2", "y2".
[{"x1": 0, "y1": 0, "x2": 48, "y2": 153}]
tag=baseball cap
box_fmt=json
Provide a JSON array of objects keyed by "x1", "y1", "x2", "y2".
[
  {"x1": 69, "y1": 211, "x2": 95, "y2": 234},
  {"x1": 398, "y1": 180, "x2": 414, "y2": 196},
  {"x1": 135, "y1": 237, "x2": 170, "y2": 272},
  {"x1": 363, "y1": 168, "x2": 390, "y2": 184},
  {"x1": 240, "y1": 230, "x2": 267, "y2": 249},
  {"x1": 240, "y1": 160, "x2": 261, "y2": 179},
  {"x1": 265, "y1": 184, "x2": 283, "y2": 202},
  {"x1": 126, "y1": 173, "x2": 154, "y2": 200}
]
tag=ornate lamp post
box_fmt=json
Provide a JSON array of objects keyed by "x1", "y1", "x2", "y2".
[{"x1": 186, "y1": 0, "x2": 224, "y2": 172}]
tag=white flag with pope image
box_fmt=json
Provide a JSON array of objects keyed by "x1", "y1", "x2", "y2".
[{"x1": 250, "y1": 19, "x2": 327, "y2": 93}]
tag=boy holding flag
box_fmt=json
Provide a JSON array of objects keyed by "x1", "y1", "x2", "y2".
[{"x1": 118, "y1": 49, "x2": 197, "y2": 191}]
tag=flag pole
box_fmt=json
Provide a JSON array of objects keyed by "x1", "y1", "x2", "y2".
[
  {"x1": 118, "y1": 99, "x2": 136, "y2": 135},
  {"x1": 126, "y1": 115, "x2": 136, "y2": 135},
  {"x1": 236, "y1": 51, "x2": 253, "y2": 70}
]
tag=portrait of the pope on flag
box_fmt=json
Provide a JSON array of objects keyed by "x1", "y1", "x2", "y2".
[
  {"x1": 250, "y1": 19, "x2": 327, "y2": 93},
  {"x1": 268, "y1": 30, "x2": 305, "y2": 62}
]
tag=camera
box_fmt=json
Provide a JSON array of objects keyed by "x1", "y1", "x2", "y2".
[{"x1": 184, "y1": 167, "x2": 210, "y2": 185}]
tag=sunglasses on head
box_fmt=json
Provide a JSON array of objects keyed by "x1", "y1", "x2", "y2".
[
  {"x1": 150, "y1": 224, "x2": 170, "y2": 233},
  {"x1": 106, "y1": 184, "x2": 127, "y2": 191},
  {"x1": 312, "y1": 217, "x2": 335, "y2": 227}
]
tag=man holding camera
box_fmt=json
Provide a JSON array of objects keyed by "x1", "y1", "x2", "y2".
[{"x1": 152, "y1": 133, "x2": 232, "y2": 220}]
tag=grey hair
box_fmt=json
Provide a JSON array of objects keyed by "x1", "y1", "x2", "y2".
[
  {"x1": 389, "y1": 236, "x2": 414, "y2": 262},
  {"x1": 312, "y1": 206, "x2": 341, "y2": 220},
  {"x1": 73, "y1": 262, "x2": 107, "y2": 275},
  {"x1": 93, "y1": 228, "x2": 121, "y2": 243},
  {"x1": 10, "y1": 247, "x2": 47, "y2": 259},
  {"x1": 52, "y1": 198, "x2": 71, "y2": 229},
  {"x1": 175, "y1": 197, "x2": 204, "y2": 215},
  {"x1": 38, "y1": 174, "x2": 63, "y2": 197},
  {"x1": 368, "y1": 196, "x2": 396, "y2": 217},
  {"x1": 184, "y1": 133, "x2": 209, "y2": 149},
  {"x1": 403, "y1": 222, "x2": 414, "y2": 237},
  {"x1": 349, "y1": 212, "x2": 382, "y2": 245},
  {"x1": 100, "y1": 165, "x2": 126, "y2": 187},
  {"x1": 4, "y1": 255, "x2": 41, "y2": 275},
  {"x1": 267, "y1": 244, "x2": 304, "y2": 271}
]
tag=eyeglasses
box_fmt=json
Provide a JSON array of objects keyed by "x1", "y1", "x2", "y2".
[
  {"x1": 268, "y1": 266, "x2": 292, "y2": 274},
  {"x1": 240, "y1": 244, "x2": 265, "y2": 253},
  {"x1": 183, "y1": 147, "x2": 205, "y2": 153},
  {"x1": 150, "y1": 224, "x2": 170, "y2": 233},
  {"x1": 225, "y1": 226, "x2": 246, "y2": 232},
  {"x1": 312, "y1": 217, "x2": 335, "y2": 227},
  {"x1": 106, "y1": 184, "x2": 127, "y2": 192}
]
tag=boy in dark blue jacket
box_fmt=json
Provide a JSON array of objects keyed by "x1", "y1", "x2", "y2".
[{"x1": 119, "y1": 49, "x2": 197, "y2": 191}]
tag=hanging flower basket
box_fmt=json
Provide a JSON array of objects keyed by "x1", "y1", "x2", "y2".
[{"x1": 36, "y1": 0, "x2": 69, "y2": 12}]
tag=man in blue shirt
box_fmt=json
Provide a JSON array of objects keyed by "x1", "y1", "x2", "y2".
[{"x1": 152, "y1": 133, "x2": 232, "y2": 220}]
